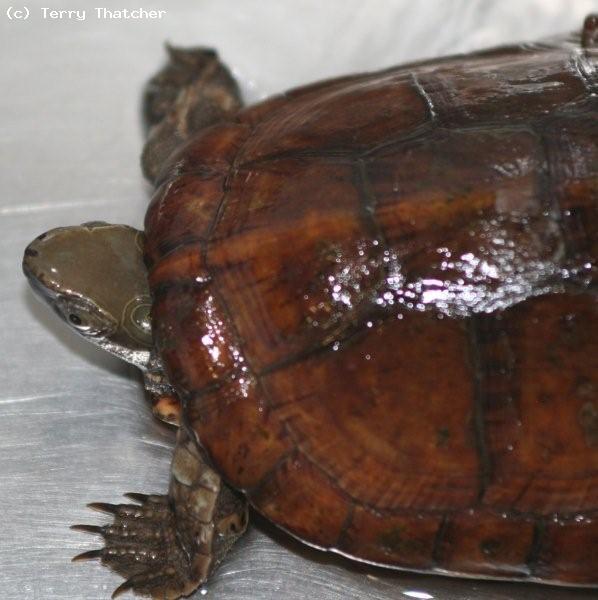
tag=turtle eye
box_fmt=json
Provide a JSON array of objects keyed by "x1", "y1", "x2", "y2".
[
  {"x1": 68, "y1": 313, "x2": 90, "y2": 330},
  {"x1": 57, "y1": 297, "x2": 116, "y2": 338},
  {"x1": 68, "y1": 313, "x2": 83, "y2": 326}
]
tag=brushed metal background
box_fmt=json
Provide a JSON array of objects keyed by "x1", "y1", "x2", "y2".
[{"x1": 2, "y1": 1, "x2": 597, "y2": 598}]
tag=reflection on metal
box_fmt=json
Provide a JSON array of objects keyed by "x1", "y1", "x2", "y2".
[{"x1": 403, "y1": 592, "x2": 435, "y2": 600}]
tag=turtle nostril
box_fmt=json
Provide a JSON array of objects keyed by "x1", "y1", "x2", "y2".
[{"x1": 24, "y1": 247, "x2": 38, "y2": 258}]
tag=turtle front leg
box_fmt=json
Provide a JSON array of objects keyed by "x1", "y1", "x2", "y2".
[
  {"x1": 143, "y1": 353, "x2": 182, "y2": 426},
  {"x1": 73, "y1": 429, "x2": 248, "y2": 599}
]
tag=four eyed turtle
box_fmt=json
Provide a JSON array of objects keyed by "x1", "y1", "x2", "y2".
[{"x1": 23, "y1": 16, "x2": 598, "y2": 599}]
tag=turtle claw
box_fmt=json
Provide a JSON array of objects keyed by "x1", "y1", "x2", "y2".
[
  {"x1": 87, "y1": 501, "x2": 122, "y2": 514},
  {"x1": 73, "y1": 492, "x2": 202, "y2": 599},
  {"x1": 71, "y1": 523, "x2": 105, "y2": 535},
  {"x1": 72, "y1": 548, "x2": 104, "y2": 561},
  {"x1": 123, "y1": 492, "x2": 167, "y2": 505},
  {"x1": 123, "y1": 492, "x2": 150, "y2": 503},
  {"x1": 111, "y1": 579, "x2": 134, "y2": 598},
  {"x1": 111, "y1": 569, "x2": 189, "y2": 600}
]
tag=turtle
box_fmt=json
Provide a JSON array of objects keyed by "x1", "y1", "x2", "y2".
[{"x1": 22, "y1": 15, "x2": 598, "y2": 599}]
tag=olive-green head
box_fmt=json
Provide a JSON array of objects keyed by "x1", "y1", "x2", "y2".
[{"x1": 23, "y1": 222, "x2": 153, "y2": 368}]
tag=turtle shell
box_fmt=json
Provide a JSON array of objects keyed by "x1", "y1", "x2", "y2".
[{"x1": 145, "y1": 34, "x2": 598, "y2": 585}]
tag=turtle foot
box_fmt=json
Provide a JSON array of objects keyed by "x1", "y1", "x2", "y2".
[
  {"x1": 72, "y1": 430, "x2": 248, "y2": 598},
  {"x1": 72, "y1": 492, "x2": 202, "y2": 599}
]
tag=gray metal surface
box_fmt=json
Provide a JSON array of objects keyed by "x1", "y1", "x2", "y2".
[{"x1": 2, "y1": 1, "x2": 597, "y2": 598}]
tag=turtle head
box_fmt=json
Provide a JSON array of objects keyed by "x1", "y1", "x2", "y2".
[{"x1": 23, "y1": 222, "x2": 153, "y2": 368}]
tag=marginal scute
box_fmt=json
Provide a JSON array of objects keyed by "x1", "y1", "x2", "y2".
[
  {"x1": 339, "y1": 506, "x2": 442, "y2": 569},
  {"x1": 535, "y1": 517, "x2": 598, "y2": 584},
  {"x1": 247, "y1": 452, "x2": 350, "y2": 548},
  {"x1": 435, "y1": 510, "x2": 535, "y2": 578}
]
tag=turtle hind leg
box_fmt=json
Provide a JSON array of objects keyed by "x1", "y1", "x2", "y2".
[
  {"x1": 72, "y1": 430, "x2": 249, "y2": 599},
  {"x1": 141, "y1": 44, "x2": 243, "y2": 182}
]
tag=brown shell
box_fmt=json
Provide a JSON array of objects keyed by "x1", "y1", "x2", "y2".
[{"x1": 145, "y1": 29, "x2": 598, "y2": 585}]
